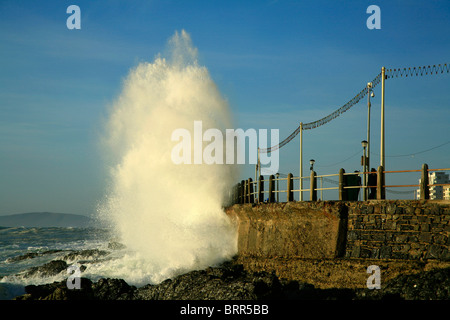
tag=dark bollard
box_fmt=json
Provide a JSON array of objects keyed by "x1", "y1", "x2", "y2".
[
  {"x1": 310, "y1": 170, "x2": 317, "y2": 201},
  {"x1": 339, "y1": 168, "x2": 346, "y2": 201},
  {"x1": 376, "y1": 166, "x2": 385, "y2": 200},
  {"x1": 287, "y1": 173, "x2": 293, "y2": 202},
  {"x1": 240, "y1": 180, "x2": 245, "y2": 204},
  {"x1": 244, "y1": 180, "x2": 248, "y2": 204},
  {"x1": 269, "y1": 175, "x2": 275, "y2": 203},
  {"x1": 420, "y1": 163, "x2": 429, "y2": 200},
  {"x1": 258, "y1": 175, "x2": 264, "y2": 203}
]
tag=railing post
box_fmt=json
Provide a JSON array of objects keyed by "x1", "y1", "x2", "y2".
[
  {"x1": 236, "y1": 182, "x2": 240, "y2": 204},
  {"x1": 244, "y1": 179, "x2": 248, "y2": 203},
  {"x1": 420, "y1": 163, "x2": 429, "y2": 200},
  {"x1": 339, "y1": 168, "x2": 346, "y2": 201},
  {"x1": 320, "y1": 177, "x2": 323, "y2": 200},
  {"x1": 240, "y1": 180, "x2": 245, "y2": 204},
  {"x1": 248, "y1": 178, "x2": 254, "y2": 204},
  {"x1": 234, "y1": 183, "x2": 241, "y2": 203},
  {"x1": 269, "y1": 174, "x2": 275, "y2": 203},
  {"x1": 310, "y1": 170, "x2": 317, "y2": 201},
  {"x1": 258, "y1": 175, "x2": 264, "y2": 203},
  {"x1": 287, "y1": 173, "x2": 293, "y2": 202},
  {"x1": 376, "y1": 166, "x2": 385, "y2": 200}
]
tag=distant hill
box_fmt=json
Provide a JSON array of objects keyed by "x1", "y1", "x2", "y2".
[{"x1": 0, "y1": 212, "x2": 94, "y2": 228}]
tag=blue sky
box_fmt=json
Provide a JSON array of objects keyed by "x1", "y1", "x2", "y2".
[{"x1": 1, "y1": 0, "x2": 449, "y2": 215}]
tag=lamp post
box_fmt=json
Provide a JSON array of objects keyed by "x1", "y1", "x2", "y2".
[
  {"x1": 380, "y1": 67, "x2": 386, "y2": 170},
  {"x1": 310, "y1": 159, "x2": 315, "y2": 172},
  {"x1": 361, "y1": 140, "x2": 368, "y2": 201},
  {"x1": 299, "y1": 122, "x2": 303, "y2": 201},
  {"x1": 379, "y1": 66, "x2": 386, "y2": 200},
  {"x1": 367, "y1": 82, "x2": 374, "y2": 174}
]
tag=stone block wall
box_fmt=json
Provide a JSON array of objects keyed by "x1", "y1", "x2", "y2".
[
  {"x1": 225, "y1": 201, "x2": 347, "y2": 259},
  {"x1": 226, "y1": 200, "x2": 450, "y2": 262},
  {"x1": 345, "y1": 200, "x2": 450, "y2": 261}
]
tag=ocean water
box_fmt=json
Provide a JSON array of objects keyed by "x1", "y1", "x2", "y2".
[
  {"x1": 0, "y1": 223, "x2": 235, "y2": 300},
  {"x1": 0, "y1": 226, "x2": 113, "y2": 299}
]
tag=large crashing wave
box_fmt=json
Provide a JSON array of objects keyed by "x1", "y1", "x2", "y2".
[{"x1": 96, "y1": 30, "x2": 238, "y2": 286}]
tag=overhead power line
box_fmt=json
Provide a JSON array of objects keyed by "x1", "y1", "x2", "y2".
[
  {"x1": 317, "y1": 148, "x2": 363, "y2": 168},
  {"x1": 371, "y1": 140, "x2": 450, "y2": 158}
]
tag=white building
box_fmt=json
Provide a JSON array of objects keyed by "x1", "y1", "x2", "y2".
[
  {"x1": 444, "y1": 185, "x2": 450, "y2": 200},
  {"x1": 416, "y1": 172, "x2": 450, "y2": 200}
]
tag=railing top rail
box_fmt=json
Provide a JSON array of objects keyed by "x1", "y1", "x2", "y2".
[
  {"x1": 342, "y1": 172, "x2": 363, "y2": 176},
  {"x1": 316, "y1": 187, "x2": 339, "y2": 191},
  {"x1": 385, "y1": 184, "x2": 420, "y2": 188},
  {"x1": 427, "y1": 168, "x2": 450, "y2": 172},
  {"x1": 383, "y1": 169, "x2": 421, "y2": 173},
  {"x1": 272, "y1": 177, "x2": 288, "y2": 181},
  {"x1": 315, "y1": 173, "x2": 340, "y2": 178}
]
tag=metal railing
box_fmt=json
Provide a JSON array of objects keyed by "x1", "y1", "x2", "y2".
[{"x1": 228, "y1": 163, "x2": 450, "y2": 205}]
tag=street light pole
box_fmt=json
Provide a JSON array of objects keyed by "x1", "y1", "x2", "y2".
[
  {"x1": 367, "y1": 82, "x2": 373, "y2": 174},
  {"x1": 299, "y1": 122, "x2": 303, "y2": 201},
  {"x1": 379, "y1": 67, "x2": 386, "y2": 200},
  {"x1": 380, "y1": 67, "x2": 386, "y2": 170}
]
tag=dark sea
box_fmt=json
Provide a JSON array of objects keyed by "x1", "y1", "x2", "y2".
[{"x1": 0, "y1": 226, "x2": 114, "y2": 300}]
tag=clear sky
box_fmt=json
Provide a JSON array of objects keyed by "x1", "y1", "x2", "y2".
[{"x1": 1, "y1": 0, "x2": 449, "y2": 215}]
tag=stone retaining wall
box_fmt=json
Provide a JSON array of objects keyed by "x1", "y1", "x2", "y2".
[
  {"x1": 225, "y1": 201, "x2": 347, "y2": 259},
  {"x1": 345, "y1": 200, "x2": 450, "y2": 260},
  {"x1": 225, "y1": 200, "x2": 450, "y2": 261}
]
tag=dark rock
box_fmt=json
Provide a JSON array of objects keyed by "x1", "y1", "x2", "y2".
[
  {"x1": 6, "y1": 250, "x2": 65, "y2": 263},
  {"x1": 18, "y1": 278, "x2": 94, "y2": 300},
  {"x1": 63, "y1": 249, "x2": 110, "y2": 262},
  {"x1": 12, "y1": 260, "x2": 450, "y2": 300},
  {"x1": 23, "y1": 260, "x2": 68, "y2": 278},
  {"x1": 92, "y1": 278, "x2": 136, "y2": 300},
  {"x1": 107, "y1": 242, "x2": 126, "y2": 250},
  {"x1": 17, "y1": 277, "x2": 135, "y2": 300},
  {"x1": 356, "y1": 267, "x2": 450, "y2": 300},
  {"x1": 133, "y1": 268, "x2": 256, "y2": 300},
  {"x1": 6, "y1": 252, "x2": 39, "y2": 262}
]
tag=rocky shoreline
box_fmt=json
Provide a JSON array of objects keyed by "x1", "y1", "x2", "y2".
[{"x1": 10, "y1": 257, "x2": 450, "y2": 300}]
